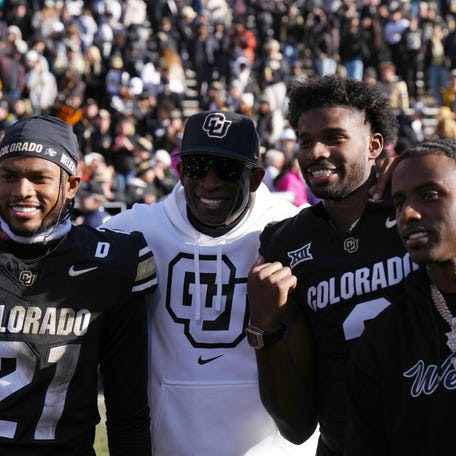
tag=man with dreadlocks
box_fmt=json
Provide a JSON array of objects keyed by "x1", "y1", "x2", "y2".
[
  {"x1": 346, "y1": 138, "x2": 456, "y2": 454},
  {"x1": 0, "y1": 115, "x2": 156, "y2": 455}
]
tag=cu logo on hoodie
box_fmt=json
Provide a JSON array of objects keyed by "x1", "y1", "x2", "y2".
[
  {"x1": 202, "y1": 113, "x2": 232, "y2": 138},
  {"x1": 166, "y1": 252, "x2": 249, "y2": 348}
]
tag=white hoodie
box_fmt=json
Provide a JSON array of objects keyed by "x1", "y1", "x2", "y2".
[{"x1": 104, "y1": 183, "x2": 299, "y2": 455}]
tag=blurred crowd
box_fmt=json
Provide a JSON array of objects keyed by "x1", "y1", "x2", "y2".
[{"x1": 2, "y1": 0, "x2": 456, "y2": 223}]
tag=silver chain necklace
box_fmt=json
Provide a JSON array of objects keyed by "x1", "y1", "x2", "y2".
[{"x1": 430, "y1": 284, "x2": 456, "y2": 369}]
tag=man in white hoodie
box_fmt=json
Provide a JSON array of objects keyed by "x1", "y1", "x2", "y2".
[{"x1": 103, "y1": 111, "x2": 304, "y2": 455}]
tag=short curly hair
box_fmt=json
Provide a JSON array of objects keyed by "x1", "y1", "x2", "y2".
[{"x1": 287, "y1": 75, "x2": 398, "y2": 145}]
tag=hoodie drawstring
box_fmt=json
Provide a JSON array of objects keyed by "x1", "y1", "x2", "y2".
[
  {"x1": 193, "y1": 242, "x2": 202, "y2": 321},
  {"x1": 192, "y1": 237, "x2": 225, "y2": 320},
  {"x1": 215, "y1": 240, "x2": 225, "y2": 311}
]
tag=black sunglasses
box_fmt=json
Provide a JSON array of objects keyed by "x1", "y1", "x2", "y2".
[{"x1": 181, "y1": 155, "x2": 254, "y2": 182}]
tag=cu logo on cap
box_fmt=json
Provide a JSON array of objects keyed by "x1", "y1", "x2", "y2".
[{"x1": 202, "y1": 113, "x2": 232, "y2": 138}]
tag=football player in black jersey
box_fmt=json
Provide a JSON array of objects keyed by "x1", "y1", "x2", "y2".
[
  {"x1": 0, "y1": 115, "x2": 156, "y2": 455},
  {"x1": 247, "y1": 75, "x2": 412, "y2": 455}
]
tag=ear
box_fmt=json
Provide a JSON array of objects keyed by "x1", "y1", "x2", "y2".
[
  {"x1": 66, "y1": 175, "x2": 82, "y2": 200},
  {"x1": 176, "y1": 161, "x2": 185, "y2": 184},
  {"x1": 249, "y1": 167, "x2": 265, "y2": 192},
  {"x1": 368, "y1": 133, "x2": 384, "y2": 160}
]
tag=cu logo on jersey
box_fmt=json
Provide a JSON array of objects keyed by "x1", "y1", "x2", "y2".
[
  {"x1": 166, "y1": 252, "x2": 249, "y2": 348},
  {"x1": 202, "y1": 113, "x2": 232, "y2": 138},
  {"x1": 18, "y1": 270, "x2": 36, "y2": 286},
  {"x1": 344, "y1": 237, "x2": 359, "y2": 253}
]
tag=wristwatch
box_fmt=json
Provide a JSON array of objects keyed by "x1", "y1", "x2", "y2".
[{"x1": 245, "y1": 324, "x2": 285, "y2": 350}]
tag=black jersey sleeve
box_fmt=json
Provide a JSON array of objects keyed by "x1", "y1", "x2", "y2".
[
  {"x1": 259, "y1": 208, "x2": 311, "y2": 264},
  {"x1": 131, "y1": 237, "x2": 157, "y2": 295},
  {"x1": 108, "y1": 229, "x2": 158, "y2": 296},
  {"x1": 259, "y1": 218, "x2": 292, "y2": 262},
  {"x1": 258, "y1": 221, "x2": 276, "y2": 260}
]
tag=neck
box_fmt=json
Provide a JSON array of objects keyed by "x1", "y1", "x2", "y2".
[
  {"x1": 0, "y1": 217, "x2": 72, "y2": 244},
  {"x1": 187, "y1": 202, "x2": 250, "y2": 238},
  {"x1": 322, "y1": 178, "x2": 373, "y2": 227},
  {"x1": 5, "y1": 237, "x2": 63, "y2": 262},
  {"x1": 426, "y1": 261, "x2": 456, "y2": 293}
]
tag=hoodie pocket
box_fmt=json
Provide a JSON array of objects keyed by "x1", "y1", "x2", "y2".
[{"x1": 152, "y1": 380, "x2": 276, "y2": 456}]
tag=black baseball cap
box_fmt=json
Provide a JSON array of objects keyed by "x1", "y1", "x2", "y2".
[
  {"x1": 0, "y1": 115, "x2": 79, "y2": 175},
  {"x1": 178, "y1": 111, "x2": 259, "y2": 165}
]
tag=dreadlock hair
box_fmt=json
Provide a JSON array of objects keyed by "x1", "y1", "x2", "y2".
[
  {"x1": 41, "y1": 169, "x2": 74, "y2": 244},
  {"x1": 398, "y1": 137, "x2": 456, "y2": 163},
  {"x1": 287, "y1": 75, "x2": 398, "y2": 146}
]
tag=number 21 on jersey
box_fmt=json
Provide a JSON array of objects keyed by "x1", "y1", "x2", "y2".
[{"x1": 0, "y1": 341, "x2": 80, "y2": 440}]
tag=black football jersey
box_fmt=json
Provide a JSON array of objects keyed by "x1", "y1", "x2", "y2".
[
  {"x1": 0, "y1": 225, "x2": 157, "y2": 456},
  {"x1": 260, "y1": 200, "x2": 415, "y2": 453}
]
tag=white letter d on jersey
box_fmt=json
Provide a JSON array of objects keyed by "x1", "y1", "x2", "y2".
[{"x1": 95, "y1": 242, "x2": 110, "y2": 258}]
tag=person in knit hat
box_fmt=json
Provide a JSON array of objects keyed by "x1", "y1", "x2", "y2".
[{"x1": 0, "y1": 115, "x2": 156, "y2": 455}]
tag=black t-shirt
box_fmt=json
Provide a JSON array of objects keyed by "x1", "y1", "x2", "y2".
[
  {"x1": 260, "y1": 200, "x2": 413, "y2": 454},
  {"x1": 0, "y1": 225, "x2": 157, "y2": 455},
  {"x1": 346, "y1": 268, "x2": 456, "y2": 455}
]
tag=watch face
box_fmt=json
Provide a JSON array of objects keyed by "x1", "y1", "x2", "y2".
[{"x1": 245, "y1": 328, "x2": 264, "y2": 349}]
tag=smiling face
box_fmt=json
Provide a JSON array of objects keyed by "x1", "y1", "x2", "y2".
[
  {"x1": 392, "y1": 153, "x2": 456, "y2": 265},
  {"x1": 178, "y1": 155, "x2": 264, "y2": 230},
  {"x1": 0, "y1": 156, "x2": 80, "y2": 236},
  {"x1": 296, "y1": 106, "x2": 382, "y2": 201}
]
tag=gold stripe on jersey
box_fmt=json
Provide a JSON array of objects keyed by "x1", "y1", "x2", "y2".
[
  {"x1": 132, "y1": 246, "x2": 157, "y2": 293},
  {"x1": 136, "y1": 256, "x2": 156, "y2": 281}
]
